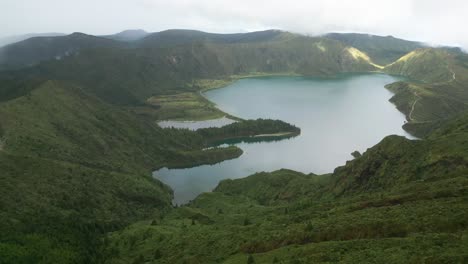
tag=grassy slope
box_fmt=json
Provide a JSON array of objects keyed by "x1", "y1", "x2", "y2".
[
  {"x1": 106, "y1": 114, "x2": 468, "y2": 263},
  {"x1": 384, "y1": 48, "x2": 468, "y2": 137},
  {"x1": 325, "y1": 33, "x2": 425, "y2": 65},
  {"x1": 144, "y1": 92, "x2": 227, "y2": 121}
]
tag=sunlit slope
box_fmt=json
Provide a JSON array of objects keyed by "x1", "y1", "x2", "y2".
[
  {"x1": 326, "y1": 33, "x2": 426, "y2": 65},
  {"x1": 385, "y1": 48, "x2": 457, "y2": 82},
  {"x1": 384, "y1": 48, "x2": 468, "y2": 137}
]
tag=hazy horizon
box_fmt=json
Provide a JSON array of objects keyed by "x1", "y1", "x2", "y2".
[{"x1": 1, "y1": 0, "x2": 467, "y2": 49}]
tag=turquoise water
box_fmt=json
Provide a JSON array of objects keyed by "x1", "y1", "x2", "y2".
[{"x1": 154, "y1": 74, "x2": 414, "y2": 204}]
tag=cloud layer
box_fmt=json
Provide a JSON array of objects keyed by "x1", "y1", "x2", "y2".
[{"x1": 1, "y1": 0, "x2": 467, "y2": 48}]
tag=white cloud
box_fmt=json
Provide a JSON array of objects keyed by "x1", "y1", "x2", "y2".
[{"x1": 1, "y1": 0, "x2": 467, "y2": 48}]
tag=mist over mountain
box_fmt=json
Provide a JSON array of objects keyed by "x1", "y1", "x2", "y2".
[
  {"x1": 101, "y1": 29, "x2": 149, "y2": 42},
  {"x1": 0, "y1": 33, "x2": 65, "y2": 48}
]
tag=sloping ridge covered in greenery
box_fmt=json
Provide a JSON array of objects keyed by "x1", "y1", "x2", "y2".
[
  {"x1": 384, "y1": 48, "x2": 468, "y2": 137},
  {"x1": 326, "y1": 33, "x2": 426, "y2": 65}
]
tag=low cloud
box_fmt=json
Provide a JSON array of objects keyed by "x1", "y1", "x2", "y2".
[{"x1": 1, "y1": 0, "x2": 467, "y2": 49}]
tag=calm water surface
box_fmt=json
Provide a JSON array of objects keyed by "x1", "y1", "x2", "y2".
[
  {"x1": 154, "y1": 74, "x2": 414, "y2": 204},
  {"x1": 158, "y1": 116, "x2": 235, "y2": 130}
]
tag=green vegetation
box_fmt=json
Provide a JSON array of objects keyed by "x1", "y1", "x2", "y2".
[
  {"x1": 197, "y1": 119, "x2": 301, "y2": 145},
  {"x1": 0, "y1": 33, "x2": 123, "y2": 70},
  {"x1": 0, "y1": 29, "x2": 467, "y2": 263},
  {"x1": 145, "y1": 92, "x2": 227, "y2": 121},
  {"x1": 384, "y1": 48, "x2": 468, "y2": 137},
  {"x1": 0, "y1": 153, "x2": 172, "y2": 263},
  {"x1": 385, "y1": 48, "x2": 455, "y2": 82}
]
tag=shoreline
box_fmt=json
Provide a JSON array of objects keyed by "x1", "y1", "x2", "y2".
[
  {"x1": 252, "y1": 131, "x2": 297, "y2": 138},
  {"x1": 159, "y1": 71, "x2": 417, "y2": 137}
]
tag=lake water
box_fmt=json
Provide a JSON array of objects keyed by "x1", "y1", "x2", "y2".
[
  {"x1": 158, "y1": 116, "x2": 236, "y2": 130},
  {"x1": 153, "y1": 74, "x2": 414, "y2": 204}
]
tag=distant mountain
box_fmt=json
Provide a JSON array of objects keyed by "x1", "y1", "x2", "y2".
[
  {"x1": 101, "y1": 29, "x2": 149, "y2": 42},
  {"x1": 0, "y1": 32, "x2": 65, "y2": 48},
  {"x1": 138, "y1": 29, "x2": 289, "y2": 47},
  {"x1": 384, "y1": 48, "x2": 456, "y2": 82},
  {"x1": 0, "y1": 30, "x2": 290, "y2": 70},
  {"x1": 326, "y1": 33, "x2": 426, "y2": 65},
  {"x1": 0, "y1": 30, "x2": 430, "y2": 73},
  {"x1": 0, "y1": 32, "x2": 123, "y2": 70}
]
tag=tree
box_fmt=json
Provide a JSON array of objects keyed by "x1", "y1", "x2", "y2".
[
  {"x1": 247, "y1": 254, "x2": 255, "y2": 264},
  {"x1": 351, "y1": 150, "x2": 362, "y2": 158}
]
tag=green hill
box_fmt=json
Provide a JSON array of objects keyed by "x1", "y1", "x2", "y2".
[
  {"x1": 0, "y1": 33, "x2": 66, "y2": 48},
  {"x1": 0, "y1": 80, "x2": 176, "y2": 263},
  {"x1": 326, "y1": 33, "x2": 426, "y2": 65},
  {"x1": 138, "y1": 29, "x2": 287, "y2": 47},
  {"x1": 384, "y1": 48, "x2": 455, "y2": 82},
  {"x1": 0, "y1": 33, "x2": 124, "y2": 70},
  {"x1": 384, "y1": 48, "x2": 468, "y2": 137},
  {"x1": 101, "y1": 29, "x2": 149, "y2": 42}
]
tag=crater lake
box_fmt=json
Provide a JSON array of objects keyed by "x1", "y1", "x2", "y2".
[{"x1": 153, "y1": 74, "x2": 415, "y2": 204}]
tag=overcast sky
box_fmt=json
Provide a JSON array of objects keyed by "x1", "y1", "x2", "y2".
[{"x1": 1, "y1": 0, "x2": 467, "y2": 48}]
